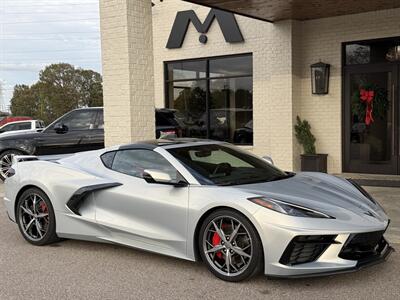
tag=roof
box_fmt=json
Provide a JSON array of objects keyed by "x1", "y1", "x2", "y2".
[{"x1": 118, "y1": 138, "x2": 220, "y2": 150}]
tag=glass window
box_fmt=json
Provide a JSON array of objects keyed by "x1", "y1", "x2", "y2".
[
  {"x1": 209, "y1": 55, "x2": 252, "y2": 78},
  {"x1": 101, "y1": 151, "x2": 116, "y2": 168},
  {"x1": 60, "y1": 110, "x2": 97, "y2": 131},
  {"x1": 95, "y1": 111, "x2": 104, "y2": 129},
  {"x1": 167, "y1": 60, "x2": 206, "y2": 81},
  {"x1": 345, "y1": 38, "x2": 400, "y2": 65},
  {"x1": 111, "y1": 149, "x2": 178, "y2": 180},
  {"x1": 16, "y1": 122, "x2": 32, "y2": 130},
  {"x1": 167, "y1": 80, "x2": 208, "y2": 139},
  {"x1": 165, "y1": 54, "x2": 253, "y2": 145},
  {"x1": 1, "y1": 124, "x2": 13, "y2": 132},
  {"x1": 168, "y1": 144, "x2": 289, "y2": 186},
  {"x1": 209, "y1": 77, "x2": 253, "y2": 144}
]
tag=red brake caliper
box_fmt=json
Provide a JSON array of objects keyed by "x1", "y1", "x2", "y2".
[
  {"x1": 212, "y1": 223, "x2": 228, "y2": 259},
  {"x1": 212, "y1": 231, "x2": 222, "y2": 258},
  {"x1": 39, "y1": 201, "x2": 48, "y2": 214}
]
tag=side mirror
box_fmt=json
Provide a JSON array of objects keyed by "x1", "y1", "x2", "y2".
[
  {"x1": 54, "y1": 123, "x2": 68, "y2": 134},
  {"x1": 263, "y1": 156, "x2": 274, "y2": 165},
  {"x1": 143, "y1": 169, "x2": 188, "y2": 187}
]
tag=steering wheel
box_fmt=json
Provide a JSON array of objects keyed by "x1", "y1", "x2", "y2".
[{"x1": 212, "y1": 163, "x2": 232, "y2": 175}]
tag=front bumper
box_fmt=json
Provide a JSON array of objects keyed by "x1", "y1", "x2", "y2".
[
  {"x1": 268, "y1": 238, "x2": 394, "y2": 279},
  {"x1": 252, "y1": 208, "x2": 392, "y2": 278}
]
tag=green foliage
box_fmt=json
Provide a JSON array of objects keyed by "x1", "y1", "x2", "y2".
[
  {"x1": 10, "y1": 63, "x2": 103, "y2": 124},
  {"x1": 351, "y1": 82, "x2": 388, "y2": 123},
  {"x1": 294, "y1": 116, "x2": 316, "y2": 155}
]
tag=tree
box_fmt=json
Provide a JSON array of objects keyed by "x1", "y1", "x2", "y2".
[{"x1": 10, "y1": 63, "x2": 103, "y2": 124}]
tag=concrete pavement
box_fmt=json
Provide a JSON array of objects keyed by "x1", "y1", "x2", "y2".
[{"x1": 0, "y1": 184, "x2": 399, "y2": 299}]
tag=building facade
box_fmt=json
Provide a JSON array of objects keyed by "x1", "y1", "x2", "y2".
[{"x1": 100, "y1": 0, "x2": 400, "y2": 175}]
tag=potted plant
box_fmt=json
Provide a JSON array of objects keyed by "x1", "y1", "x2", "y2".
[{"x1": 294, "y1": 116, "x2": 328, "y2": 173}]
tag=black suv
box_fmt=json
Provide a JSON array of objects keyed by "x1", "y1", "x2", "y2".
[{"x1": 0, "y1": 107, "x2": 183, "y2": 180}]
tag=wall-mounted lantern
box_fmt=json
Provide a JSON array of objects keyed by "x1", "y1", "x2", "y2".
[{"x1": 311, "y1": 62, "x2": 330, "y2": 95}]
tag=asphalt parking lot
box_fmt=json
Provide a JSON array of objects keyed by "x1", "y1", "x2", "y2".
[{"x1": 0, "y1": 184, "x2": 399, "y2": 300}]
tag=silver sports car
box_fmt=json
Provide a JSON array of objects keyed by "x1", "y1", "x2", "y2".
[{"x1": 3, "y1": 139, "x2": 393, "y2": 281}]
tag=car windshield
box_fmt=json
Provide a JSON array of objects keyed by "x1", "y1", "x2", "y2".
[{"x1": 167, "y1": 144, "x2": 293, "y2": 186}]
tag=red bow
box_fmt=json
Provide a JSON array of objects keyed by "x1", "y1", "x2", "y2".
[{"x1": 360, "y1": 89, "x2": 375, "y2": 125}]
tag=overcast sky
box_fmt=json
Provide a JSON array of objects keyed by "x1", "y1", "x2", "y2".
[{"x1": 0, "y1": 0, "x2": 101, "y2": 111}]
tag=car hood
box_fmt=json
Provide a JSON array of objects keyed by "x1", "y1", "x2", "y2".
[{"x1": 234, "y1": 172, "x2": 386, "y2": 220}]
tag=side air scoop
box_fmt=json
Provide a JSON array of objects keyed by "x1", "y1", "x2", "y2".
[{"x1": 66, "y1": 183, "x2": 122, "y2": 215}]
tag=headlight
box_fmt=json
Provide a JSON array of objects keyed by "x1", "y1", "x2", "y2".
[{"x1": 248, "y1": 197, "x2": 333, "y2": 219}]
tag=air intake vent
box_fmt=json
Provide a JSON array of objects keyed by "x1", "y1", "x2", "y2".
[{"x1": 280, "y1": 235, "x2": 337, "y2": 266}]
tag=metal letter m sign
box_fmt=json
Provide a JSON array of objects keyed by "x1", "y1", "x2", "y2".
[{"x1": 166, "y1": 9, "x2": 244, "y2": 49}]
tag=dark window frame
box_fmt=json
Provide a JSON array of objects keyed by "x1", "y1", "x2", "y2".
[{"x1": 164, "y1": 53, "x2": 253, "y2": 145}]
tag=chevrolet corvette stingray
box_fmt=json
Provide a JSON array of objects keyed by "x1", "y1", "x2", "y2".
[{"x1": 3, "y1": 139, "x2": 393, "y2": 281}]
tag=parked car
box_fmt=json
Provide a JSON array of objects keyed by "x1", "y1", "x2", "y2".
[
  {"x1": 233, "y1": 120, "x2": 253, "y2": 145},
  {"x1": 3, "y1": 139, "x2": 392, "y2": 282},
  {"x1": 0, "y1": 116, "x2": 32, "y2": 127},
  {"x1": 0, "y1": 107, "x2": 184, "y2": 180},
  {"x1": 0, "y1": 120, "x2": 45, "y2": 135}
]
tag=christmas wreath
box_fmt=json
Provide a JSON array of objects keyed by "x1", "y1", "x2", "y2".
[{"x1": 351, "y1": 83, "x2": 389, "y2": 125}]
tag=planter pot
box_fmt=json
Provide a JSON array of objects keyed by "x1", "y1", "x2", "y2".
[{"x1": 300, "y1": 154, "x2": 328, "y2": 173}]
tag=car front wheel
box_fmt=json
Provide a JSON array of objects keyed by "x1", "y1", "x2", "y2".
[
  {"x1": 0, "y1": 150, "x2": 22, "y2": 181},
  {"x1": 199, "y1": 209, "x2": 263, "y2": 282}
]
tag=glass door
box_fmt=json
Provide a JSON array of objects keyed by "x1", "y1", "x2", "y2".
[{"x1": 344, "y1": 64, "x2": 398, "y2": 174}]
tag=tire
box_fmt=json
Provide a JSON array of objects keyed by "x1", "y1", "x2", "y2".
[
  {"x1": 0, "y1": 149, "x2": 23, "y2": 181},
  {"x1": 16, "y1": 187, "x2": 59, "y2": 246},
  {"x1": 198, "y1": 209, "x2": 263, "y2": 282}
]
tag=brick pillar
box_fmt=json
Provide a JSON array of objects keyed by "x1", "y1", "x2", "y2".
[{"x1": 100, "y1": 0, "x2": 155, "y2": 146}]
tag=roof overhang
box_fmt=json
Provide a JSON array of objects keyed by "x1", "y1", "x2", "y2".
[{"x1": 183, "y1": 0, "x2": 400, "y2": 22}]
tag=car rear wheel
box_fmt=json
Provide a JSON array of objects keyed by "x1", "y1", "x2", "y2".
[
  {"x1": 0, "y1": 150, "x2": 22, "y2": 181},
  {"x1": 16, "y1": 188, "x2": 59, "y2": 246},
  {"x1": 199, "y1": 209, "x2": 263, "y2": 282}
]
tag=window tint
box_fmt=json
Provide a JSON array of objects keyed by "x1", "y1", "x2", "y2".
[
  {"x1": 1, "y1": 124, "x2": 13, "y2": 131},
  {"x1": 95, "y1": 111, "x2": 104, "y2": 129},
  {"x1": 35, "y1": 121, "x2": 45, "y2": 128},
  {"x1": 101, "y1": 151, "x2": 116, "y2": 168},
  {"x1": 167, "y1": 60, "x2": 206, "y2": 81},
  {"x1": 112, "y1": 149, "x2": 178, "y2": 180},
  {"x1": 168, "y1": 144, "x2": 288, "y2": 186},
  {"x1": 209, "y1": 55, "x2": 252, "y2": 77},
  {"x1": 60, "y1": 110, "x2": 96, "y2": 131},
  {"x1": 17, "y1": 122, "x2": 32, "y2": 130},
  {"x1": 166, "y1": 54, "x2": 253, "y2": 145}
]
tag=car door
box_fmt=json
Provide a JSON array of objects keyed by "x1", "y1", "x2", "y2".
[
  {"x1": 35, "y1": 109, "x2": 97, "y2": 155},
  {"x1": 80, "y1": 110, "x2": 104, "y2": 151},
  {"x1": 94, "y1": 149, "x2": 189, "y2": 258}
]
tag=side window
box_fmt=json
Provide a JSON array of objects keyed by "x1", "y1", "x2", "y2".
[
  {"x1": 60, "y1": 110, "x2": 97, "y2": 131},
  {"x1": 16, "y1": 122, "x2": 32, "y2": 130},
  {"x1": 111, "y1": 149, "x2": 178, "y2": 180},
  {"x1": 95, "y1": 111, "x2": 104, "y2": 129},
  {"x1": 101, "y1": 151, "x2": 116, "y2": 168},
  {"x1": 35, "y1": 121, "x2": 44, "y2": 129},
  {"x1": 1, "y1": 124, "x2": 12, "y2": 132}
]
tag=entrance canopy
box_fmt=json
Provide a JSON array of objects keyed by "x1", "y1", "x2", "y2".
[{"x1": 183, "y1": 0, "x2": 400, "y2": 22}]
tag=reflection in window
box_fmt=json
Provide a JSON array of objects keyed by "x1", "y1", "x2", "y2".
[
  {"x1": 112, "y1": 150, "x2": 178, "y2": 180},
  {"x1": 165, "y1": 54, "x2": 253, "y2": 145}
]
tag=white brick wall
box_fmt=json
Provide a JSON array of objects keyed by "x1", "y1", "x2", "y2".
[
  {"x1": 100, "y1": 0, "x2": 155, "y2": 146},
  {"x1": 295, "y1": 8, "x2": 400, "y2": 173},
  {"x1": 100, "y1": 0, "x2": 400, "y2": 173},
  {"x1": 152, "y1": 0, "x2": 296, "y2": 171}
]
